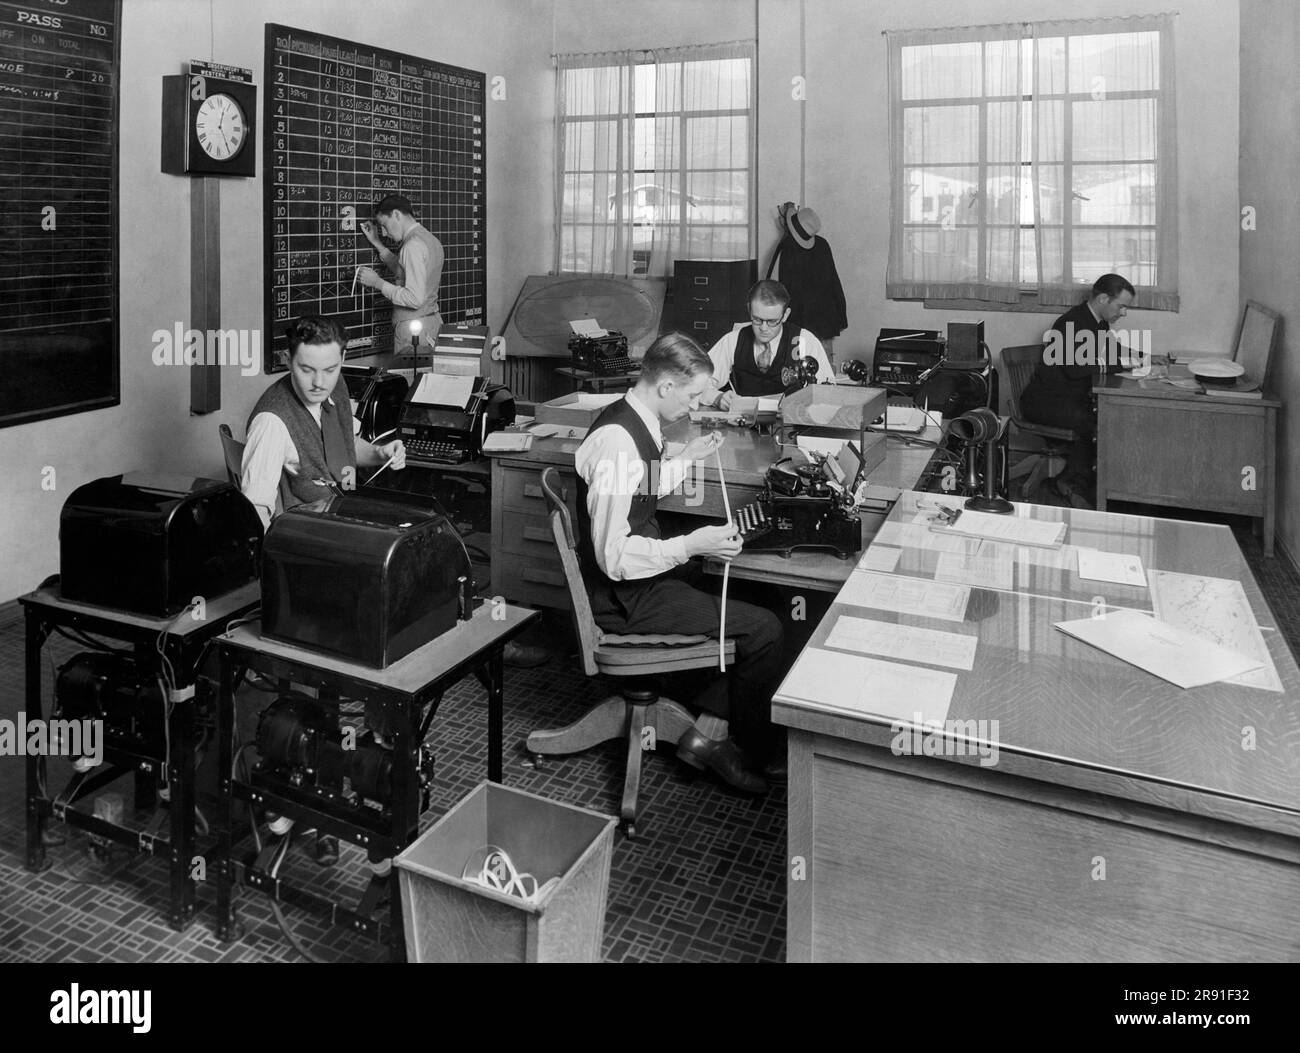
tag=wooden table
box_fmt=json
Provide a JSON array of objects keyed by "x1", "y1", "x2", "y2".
[
  {"x1": 775, "y1": 493, "x2": 1300, "y2": 961},
  {"x1": 1095, "y1": 367, "x2": 1278, "y2": 555},
  {"x1": 212, "y1": 601, "x2": 537, "y2": 960},
  {"x1": 488, "y1": 420, "x2": 945, "y2": 605}
]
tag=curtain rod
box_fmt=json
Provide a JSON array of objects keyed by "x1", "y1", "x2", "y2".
[
  {"x1": 553, "y1": 38, "x2": 755, "y2": 62},
  {"x1": 881, "y1": 12, "x2": 1179, "y2": 35}
]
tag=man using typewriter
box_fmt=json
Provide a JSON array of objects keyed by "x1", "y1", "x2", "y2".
[
  {"x1": 703, "y1": 279, "x2": 835, "y2": 410},
  {"x1": 575, "y1": 333, "x2": 785, "y2": 793}
]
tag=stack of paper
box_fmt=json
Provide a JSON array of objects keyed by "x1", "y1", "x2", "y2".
[{"x1": 938, "y1": 510, "x2": 1066, "y2": 548}]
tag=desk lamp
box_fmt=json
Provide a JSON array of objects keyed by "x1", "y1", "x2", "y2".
[{"x1": 409, "y1": 319, "x2": 423, "y2": 385}]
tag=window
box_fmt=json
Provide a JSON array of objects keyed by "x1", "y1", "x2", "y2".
[
  {"x1": 555, "y1": 43, "x2": 755, "y2": 278},
  {"x1": 885, "y1": 15, "x2": 1178, "y2": 310}
]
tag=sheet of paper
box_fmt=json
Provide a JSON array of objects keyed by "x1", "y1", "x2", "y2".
[
  {"x1": 1076, "y1": 548, "x2": 1147, "y2": 588},
  {"x1": 778, "y1": 647, "x2": 955, "y2": 725},
  {"x1": 858, "y1": 545, "x2": 902, "y2": 573},
  {"x1": 1054, "y1": 609, "x2": 1265, "y2": 689},
  {"x1": 838, "y1": 570, "x2": 971, "y2": 622},
  {"x1": 1015, "y1": 544, "x2": 1076, "y2": 571},
  {"x1": 874, "y1": 521, "x2": 972, "y2": 554},
  {"x1": 796, "y1": 435, "x2": 846, "y2": 460},
  {"x1": 569, "y1": 318, "x2": 606, "y2": 337},
  {"x1": 942, "y1": 509, "x2": 1066, "y2": 548},
  {"x1": 572, "y1": 393, "x2": 622, "y2": 409},
  {"x1": 757, "y1": 396, "x2": 781, "y2": 414},
  {"x1": 824, "y1": 615, "x2": 978, "y2": 671},
  {"x1": 1150, "y1": 570, "x2": 1283, "y2": 692},
  {"x1": 934, "y1": 546, "x2": 1014, "y2": 591},
  {"x1": 412, "y1": 372, "x2": 474, "y2": 408}
]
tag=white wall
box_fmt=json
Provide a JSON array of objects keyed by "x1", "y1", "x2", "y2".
[{"x1": 0, "y1": 0, "x2": 555, "y2": 602}]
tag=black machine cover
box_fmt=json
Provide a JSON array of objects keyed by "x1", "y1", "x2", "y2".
[
  {"x1": 59, "y1": 473, "x2": 263, "y2": 616},
  {"x1": 260, "y1": 493, "x2": 471, "y2": 668}
]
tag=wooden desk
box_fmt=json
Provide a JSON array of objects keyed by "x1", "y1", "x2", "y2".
[
  {"x1": 1095, "y1": 369, "x2": 1279, "y2": 555},
  {"x1": 487, "y1": 422, "x2": 944, "y2": 606},
  {"x1": 212, "y1": 601, "x2": 537, "y2": 959},
  {"x1": 19, "y1": 583, "x2": 260, "y2": 930},
  {"x1": 775, "y1": 494, "x2": 1300, "y2": 962},
  {"x1": 555, "y1": 367, "x2": 639, "y2": 394}
]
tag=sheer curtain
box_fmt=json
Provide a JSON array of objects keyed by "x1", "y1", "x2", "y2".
[
  {"x1": 555, "y1": 42, "x2": 755, "y2": 278},
  {"x1": 886, "y1": 15, "x2": 1177, "y2": 310}
]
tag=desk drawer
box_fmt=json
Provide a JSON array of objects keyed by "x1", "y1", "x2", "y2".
[
  {"x1": 499, "y1": 465, "x2": 577, "y2": 514},
  {"x1": 500, "y1": 510, "x2": 562, "y2": 559},
  {"x1": 662, "y1": 312, "x2": 737, "y2": 348},
  {"x1": 494, "y1": 551, "x2": 571, "y2": 609}
]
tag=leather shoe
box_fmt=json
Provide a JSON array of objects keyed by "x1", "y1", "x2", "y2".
[
  {"x1": 676, "y1": 729, "x2": 768, "y2": 795},
  {"x1": 503, "y1": 641, "x2": 550, "y2": 668}
]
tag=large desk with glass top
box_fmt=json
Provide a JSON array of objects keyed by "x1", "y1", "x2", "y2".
[{"x1": 774, "y1": 494, "x2": 1300, "y2": 962}]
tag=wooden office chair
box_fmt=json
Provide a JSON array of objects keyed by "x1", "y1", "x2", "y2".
[
  {"x1": 525, "y1": 467, "x2": 735, "y2": 838},
  {"x1": 218, "y1": 424, "x2": 245, "y2": 487},
  {"x1": 999, "y1": 344, "x2": 1077, "y2": 499}
]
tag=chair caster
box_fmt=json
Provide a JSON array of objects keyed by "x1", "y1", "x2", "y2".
[
  {"x1": 523, "y1": 750, "x2": 543, "y2": 769},
  {"x1": 622, "y1": 822, "x2": 637, "y2": 841}
]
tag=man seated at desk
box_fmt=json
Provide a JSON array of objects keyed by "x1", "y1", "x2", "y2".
[
  {"x1": 575, "y1": 333, "x2": 785, "y2": 793},
  {"x1": 703, "y1": 279, "x2": 835, "y2": 410},
  {"x1": 1020, "y1": 273, "x2": 1135, "y2": 508},
  {"x1": 241, "y1": 314, "x2": 406, "y2": 528}
]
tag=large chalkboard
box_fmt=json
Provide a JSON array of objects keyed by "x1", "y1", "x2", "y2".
[
  {"x1": 0, "y1": 0, "x2": 120, "y2": 427},
  {"x1": 263, "y1": 25, "x2": 486, "y2": 372}
]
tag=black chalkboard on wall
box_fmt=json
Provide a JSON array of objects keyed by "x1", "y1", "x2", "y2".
[
  {"x1": 0, "y1": 0, "x2": 120, "y2": 428},
  {"x1": 263, "y1": 24, "x2": 487, "y2": 373}
]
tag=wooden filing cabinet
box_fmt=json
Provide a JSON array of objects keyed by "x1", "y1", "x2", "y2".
[
  {"x1": 660, "y1": 259, "x2": 756, "y2": 347},
  {"x1": 490, "y1": 457, "x2": 580, "y2": 610}
]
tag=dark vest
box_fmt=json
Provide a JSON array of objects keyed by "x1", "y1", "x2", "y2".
[
  {"x1": 247, "y1": 375, "x2": 357, "y2": 512},
  {"x1": 575, "y1": 399, "x2": 664, "y2": 609},
  {"x1": 730, "y1": 325, "x2": 801, "y2": 396}
]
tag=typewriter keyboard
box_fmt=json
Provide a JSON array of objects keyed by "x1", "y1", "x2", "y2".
[{"x1": 405, "y1": 439, "x2": 470, "y2": 464}]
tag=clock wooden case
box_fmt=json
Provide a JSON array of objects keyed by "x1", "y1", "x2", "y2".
[{"x1": 161, "y1": 74, "x2": 257, "y2": 177}]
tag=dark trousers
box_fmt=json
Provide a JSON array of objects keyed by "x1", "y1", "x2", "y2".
[
  {"x1": 1020, "y1": 388, "x2": 1097, "y2": 486},
  {"x1": 592, "y1": 563, "x2": 784, "y2": 754}
]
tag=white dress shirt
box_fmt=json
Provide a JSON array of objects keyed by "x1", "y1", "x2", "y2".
[
  {"x1": 240, "y1": 396, "x2": 361, "y2": 528},
  {"x1": 573, "y1": 392, "x2": 695, "y2": 581},
  {"x1": 704, "y1": 324, "x2": 835, "y2": 406}
]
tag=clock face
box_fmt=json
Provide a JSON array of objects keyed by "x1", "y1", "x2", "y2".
[{"x1": 195, "y1": 93, "x2": 246, "y2": 161}]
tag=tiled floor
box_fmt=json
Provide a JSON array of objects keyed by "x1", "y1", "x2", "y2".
[{"x1": 1, "y1": 505, "x2": 1295, "y2": 963}]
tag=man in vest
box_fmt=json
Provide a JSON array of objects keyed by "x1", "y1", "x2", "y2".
[
  {"x1": 356, "y1": 194, "x2": 444, "y2": 360},
  {"x1": 241, "y1": 314, "x2": 405, "y2": 528},
  {"x1": 575, "y1": 332, "x2": 785, "y2": 793},
  {"x1": 703, "y1": 279, "x2": 835, "y2": 410}
]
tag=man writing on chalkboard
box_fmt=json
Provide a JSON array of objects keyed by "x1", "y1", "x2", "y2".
[{"x1": 356, "y1": 194, "x2": 444, "y2": 360}]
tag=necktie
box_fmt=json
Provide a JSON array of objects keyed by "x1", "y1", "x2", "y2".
[{"x1": 758, "y1": 343, "x2": 772, "y2": 370}]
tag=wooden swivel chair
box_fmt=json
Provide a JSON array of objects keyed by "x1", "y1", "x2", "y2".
[
  {"x1": 218, "y1": 424, "x2": 245, "y2": 487},
  {"x1": 1000, "y1": 344, "x2": 1078, "y2": 500},
  {"x1": 526, "y1": 467, "x2": 735, "y2": 838}
]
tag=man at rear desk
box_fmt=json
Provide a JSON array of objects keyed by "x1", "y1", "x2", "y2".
[
  {"x1": 241, "y1": 314, "x2": 406, "y2": 529},
  {"x1": 1020, "y1": 273, "x2": 1136, "y2": 508},
  {"x1": 703, "y1": 279, "x2": 835, "y2": 410}
]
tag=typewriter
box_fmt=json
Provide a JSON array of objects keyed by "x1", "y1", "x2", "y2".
[
  {"x1": 568, "y1": 331, "x2": 638, "y2": 376},
  {"x1": 733, "y1": 456, "x2": 863, "y2": 559}
]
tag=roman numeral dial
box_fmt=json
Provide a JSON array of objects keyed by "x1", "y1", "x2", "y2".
[{"x1": 195, "y1": 93, "x2": 246, "y2": 160}]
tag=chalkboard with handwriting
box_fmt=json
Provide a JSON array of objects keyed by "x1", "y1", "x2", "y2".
[
  {"x1": 0, "y1": 0, "x2": 120, "y2": 427},
  {"x1": 263, "y1": 25, "x2": 486, "y2": 372}
]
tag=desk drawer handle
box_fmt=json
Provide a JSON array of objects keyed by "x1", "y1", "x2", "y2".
[
  {"x1": 692, "y1": 320, "x2": 709, "y2": 330},
  {"x1": 522, "y1": 483, "x2": 542, "y2": 500},
  {"x1": 693, "y1": 276, "x2": 710, "y2": 285},
  {"x1": 692, "y1": 296, "x2": 711, "y2": 302}
]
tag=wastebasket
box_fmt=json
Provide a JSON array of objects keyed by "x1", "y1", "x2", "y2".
[{"x1": 395, "y1": 781, "x2": 617, "y2": 962}]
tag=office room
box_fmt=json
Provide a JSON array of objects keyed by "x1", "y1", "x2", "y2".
[{"x1": 0, "y1": 0, "x2": 1297, "y2": 979}]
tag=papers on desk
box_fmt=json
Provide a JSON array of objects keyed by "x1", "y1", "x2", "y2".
[
  {"x1": 780, "y1": 647, "x2": 955, "y2": 725},
  {"x1": 934, "y1": 545, "x2": 1015, "y2": 591},
  {"x1": 689, "y1": 409, "x2": 736, "y2": 424},
  {"x1": 875, "y1": 520, "x2": 972, "y2": 554},
  {"x1": 530, "y1": 423, "x2": 589, "y2": 440},
  {"x1": 1150, "y1": 570, "x2": 1283, "y2": 692},
  {"x1": 1076, "y1": 548, "x2": 1147, "y2": 588},
  {"x1": 871, "y1": 406, "x2": 928, "y2": 433},
  {"x1": 839, "y1": 570, "x2": 971, "y2": 622},
  {"x1": 412, "y1": 372, "x2": 474, "y2": 409},
  {"x1": 796, "y1": 435, "x2": 847, "y2": 460},
  {"x1": 825, "y1": 615, "x2": 978, "y2": 671},
  {"x1": 858, "y1": 545, "x2": 902, "y2": 573},
  {"x1": 1054, "y1": 609, "x2": 1265, "y2": 689},
  {"x1": 937, "y1": 509, "x2": 1067, "y2": 549},
  {"x1": 481, "y1": 431, "x2": 534, "y2": 453},
  {"x1": 729, "y1": 395, "x2": 781, "y2": 417}
]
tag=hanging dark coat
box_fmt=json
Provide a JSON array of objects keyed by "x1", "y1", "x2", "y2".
[{"x1": 766, "y1": 233, "x2": 848, "y2": 341}]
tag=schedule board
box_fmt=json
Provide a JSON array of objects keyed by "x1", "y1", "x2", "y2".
[
  {"x1": 263, "y1": 25, "x2": 486, "y2": 372},
  {"x1": 0, "y1": 0, "x2": 120, "y2": 427}
]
